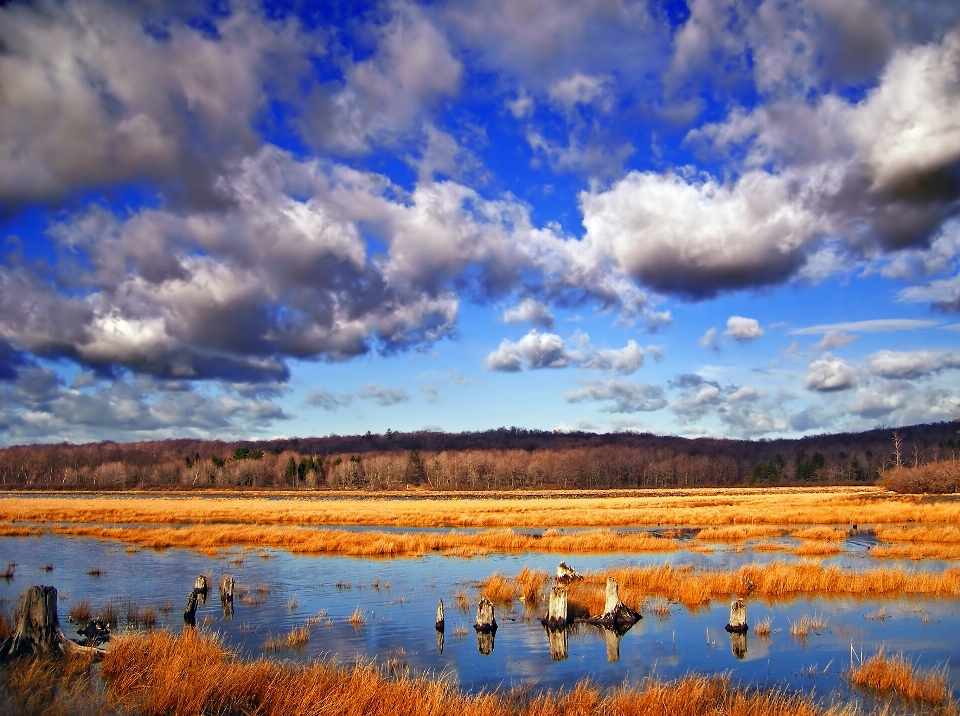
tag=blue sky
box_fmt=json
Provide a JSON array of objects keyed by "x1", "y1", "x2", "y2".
[{"x1": 2, "y1": 0, "x2": 960, "y2": 445}]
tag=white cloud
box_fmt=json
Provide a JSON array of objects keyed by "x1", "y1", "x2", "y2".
[
  {"x1": 549, "y1": 73, "x2": 610, "y2": 109},
  {"x1": 501, "y1": 298, "x2": 555, "y2": 329},
  {"x1": 565, "y1": 379, "x2": 666, "y2": 413},
  {"x1": 804, "y1": 356, "x2": 857, "y2": 391},
  {"x1": 867, "y1": 350, "x2": 960, "y2": 380},
  {"x1": 484, "y1": 330, "x2": 644, "y2": 374},
  {"x1": 811, "y1": 329, "x2": 859, "y2": 351},
  {"x1": 725, "y1": 316, "x2": 764, "y2": 340},
  {"x1": 790, "y1": 319, "x2": 940, "y2": 335},
  {"x1": 699, "y1": 327, "x2": 718, "y2": 349}
]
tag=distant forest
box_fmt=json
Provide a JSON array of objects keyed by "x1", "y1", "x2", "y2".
[{"x1": 2, "y1": 421, "x2": 959, "y2": 491}]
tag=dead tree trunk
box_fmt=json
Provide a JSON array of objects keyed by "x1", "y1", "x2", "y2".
[
  {"x1": 219, "y1": 575, "x2": 234, "y2": 621},
  {"x1": 435, "y1": 599, "x2": 444, "y2": 631},
  {"x1": 474, "y1": 597, "x2": 497, "y2": 633},
  {"x1": 541, "y1": 586, "x2": 568, "y2": 628},
  {"x1": 184, "y1": 575, "x2": 208, "y2": 627},
  {"x1": 0, "y1": 586, "x2": 72, "y2": 660},
  {"x1": 584, "y1": 577, "x2": 641, "y2": 631},
  {"x1": 725, "y1": 598, "x2": 748, "y2": 633},
  {"x1": 555, "y1": 562, "x2": 583, "y2": 584}
]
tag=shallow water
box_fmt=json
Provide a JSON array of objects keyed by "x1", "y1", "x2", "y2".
[{"x1": 1, "y1": 533, "x2": 958, "y2": 711}]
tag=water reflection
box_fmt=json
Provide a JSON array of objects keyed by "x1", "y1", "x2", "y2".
[
  {"x1": 437, "y1": 629, "x2": 444, "y2": 655},
  {"x1": 603, "y1": 628, "x2": 622, "y2": 663},
  {"x1": 729, "y1": 631, "x2": 747, "y2": 659},
  {"x1": 477, "y1": 629, "x2": 495, "y2": 655},
  {"x1": 545, "y1": 627, "x2": 567, "y2": 661}
]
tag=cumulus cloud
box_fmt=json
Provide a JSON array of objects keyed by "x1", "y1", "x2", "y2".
[
  {"x1": 549, "y1": 73, "x2": 611, "y2": 109},
  {"x1": 804, "y1": 356, "x2": 858, "y2": 391},
  {"x1": 357, "y1": 384, "x2": 410, "y2": 406},
  {"x1": 0, "y1": 0, "x2": 313, "y2": 208},
  {"x1": 484, "y1": 330, "x2": 644, "y2": 373},
  {"x1": 501, "y1": 298, "x2": 555, "y2": 329},
  {"x1": 699, "y1": 327, "x2": 718, "y2": 349},
  {"x1": 565, "y1": 379, "x2": 666, "y2": 413},
  {"x1": 867, "y1": 349, "x2": 960, "y2": 379},
  {"x1": 725, "y1": 316, "x2": 764, "y2": 340}
]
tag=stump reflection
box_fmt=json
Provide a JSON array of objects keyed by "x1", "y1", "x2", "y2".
[
  {"x1": 729, "y1": 630, "x2": 747, "y2": 659},
  {"x1": 477, "y1": 629, "x2": 495, "y2": 655},
  {"x1": 604, "y1": 628, "x2": 622, "y2": 663},
  {"x1": 546, "y1": 627, "x2": 568, "y2": 661}
]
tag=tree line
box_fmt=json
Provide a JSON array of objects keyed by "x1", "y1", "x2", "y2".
[{"x1": 0, "y1": 422, "x2": 957, "y2": 490}]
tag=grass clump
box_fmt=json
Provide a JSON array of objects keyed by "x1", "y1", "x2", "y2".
[{"x1": 850, "y1": 648, "x2": 950, "y2": 705}]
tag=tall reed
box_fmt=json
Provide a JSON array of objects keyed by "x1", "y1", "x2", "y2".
[{"x1": 850, "y1": 648, "x2": 950, "y2": 705}]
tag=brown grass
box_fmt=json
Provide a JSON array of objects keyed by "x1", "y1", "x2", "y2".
[
  {"x1": 870, "y1": 543, "x2": 960, "y2": 560},
  {"x1": 790, "y1": 527, "x2": 849, "y2": 541},
  {"x1": 349, "y1": 605, "x2": 366, "y2": 627},
  {"x1": 880, "y1": 459, "x2": 960, "y2": 494},
  {"x1": 794, "y1": 541, "x2": 843, "y2": 557},
  {"x1": 92, "y1": 629, "x2": 861, "y2": 716},
  {"x1": 788, "y1": 614, "x2": 829, "y2": 642},
  {"x1": 492, "y1": 561, "x2": 960, "y2": 611},
  {"x1": 876, "y1": 524, "x2": 960, "y2": 543},
  {"x1": 480, "y1": 573, "x2": 515, "y2": 604},
  {"x1": 69, "y1": 600, "x2": 91, "y2": 623},
  {"x1": 3, "y1": 486, "x2": 957, "y2": 530},
  {"x1": 515, "y1": 567, "x2": 549, "y2": 604},
  {"x1": 696, "y1": 526, "x2": 785, "y2": 542},
  {"x1": 753, "y1": 617, "x2": 772, "y2": 637},
  {"x1": 850, "y1": 648, "x2": 950, "y2": 705}
]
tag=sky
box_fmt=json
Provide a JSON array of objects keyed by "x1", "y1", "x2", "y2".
[{"x1": 1, "y1": 0, "x2": 960, "y2": 446}]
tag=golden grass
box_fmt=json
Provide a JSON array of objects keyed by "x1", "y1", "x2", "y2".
[
  {"x1": 850, "y1": 648, "x2": 950, "y2": 705},
  {"x1": 794, "y1": 541, "x2": 843, "y2": 557},
  {"x1": 788, "y1": 613, "x2": 829, "y2": 642},
  {"x1": 90, "y1": 629, "x2": 861, "y2": 716},
  {"x1": 515, "y1": 566, "x2": 549, "y2": 604},
  {"x1": 480, "y1": 573, "x2": 515, "y2": 604},
  {"x1": 876, "y1": 525, "x2": 960, "y2": 543},
  {"x1": 790, "y1": 527, "x2": 849, "y2": 541},
  {"x1": 491, "y1": 561, "x2": 960, "y2": 611},
  {"x1": 870, "y1": 543, "x2": 960, "y2": 560},
  {"x1": 4, "y1": 486, "x2": 958, "y2": 530},
  {"x1": 753, "y1": 616, "x2": 772, "y2": 637},
  {"x1": 6, "y1": 523, "x2": 686, "y2": 558},
  {"x1": 349, "y1": 605, "x2": 366, "y2": 627},
  {"x1": 69, "y1": 600, "x2": 91, "y2": 623},
  {"x1": 696, "y1": 525, "x2": 785, "y2": 542}
]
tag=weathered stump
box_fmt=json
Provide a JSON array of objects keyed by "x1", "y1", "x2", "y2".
[
  {"x1": 725, "y1": 598, "x2": 748, "y2": 633},
  {"x1": 584, "y1": 577, "x2": 641, "y2": 631},
  {"x1": 540, "y1": 586, "x2": 568, "y2": 629},
  {"x1": 184, "y1": 575, "x2": 209, "y2": 627},
  {"x1": 555, "y1": 561, "x2": 583, "y2": 583},
  {"x1": 194, "y1": 575, "x2": 208, "y2": 606},
  {"x1": 729, "y1": 630, "x2": 747, "y2": 659},
  {"x1": 474, "y1": 598, "x2": 497, "y2": 633},
  {"x1": 547, "y1": 625, "x2": 568, "y2": 661},
  {"x1": 435, "y1": 599, "x2": 445, "y2": 631},
  {"x1": 219, "y1": 575, "x2": 234, "y2": 621},
  {"x1": 0, "y1": 586, "x2": 72, "y2": 660}
]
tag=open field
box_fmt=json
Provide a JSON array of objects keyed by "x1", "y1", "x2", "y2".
[
  {"x1": 482, "y1": 561, "x2": 960, "y2": 610},
  {"x1": 3, "y1": 486, "x2": 960, "y2": 529},
  {"x1": 0, "y1": 628, "x2": 914, "y2": 716}
]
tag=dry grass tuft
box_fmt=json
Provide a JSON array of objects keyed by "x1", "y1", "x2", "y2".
[
  {"x1": 789, "y1": 613, "x2": 829, "y2": 642},
  {"x1": 349, "y1": 605, "x2": 366, "y2": 627},
  {"x1": 790, "y1": 527, "x2": 849, "y2": 541},
  {"x1": 753, "y1": 617, "x2": 772, "y2": 637},
  {"x1": 69, "y1": 600, "x2": 91, "y2": 623},
  {"x1": 794, "y1": 541, "x2": 843, "y2": 557},
  {"x1": 850, "y1": 648, "x2": 950, "y2": 705},
  {"x1": 480, "y1": 573, "x2": 515, "y2": 605},
  {"x1": 515, "y1": 567, "x2": 548, "y2": 604},
  {"x1": 648, "y1": 598, "x2": 672, "y2": 620}
]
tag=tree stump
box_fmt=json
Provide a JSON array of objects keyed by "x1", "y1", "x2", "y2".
[
  {"x1": 584, "y1": 577, "x2": 641, "y2": 631},
  {"x1": 555, "y1": 562, "x2": 583, "y2": 583},
  {"x1": 474, "y1": 597, "x2": 497, "y2": 633},
  {"x1": 725, "y1": 598, "x2": 748, "y2": 633},
  {"x1": 219, "y1": 575, "x2": 234, "y2": 620},
  {"x1": 540, "y1": 586, "x2": 568, "y2": 629},
  {"x1": 184, "y1": 575, "x2": 209, "y2": 627},
  {"x1": 194, "y1": 575, "x2": 208, "y2": 606},
  {"x1": 435, "y1": 599, "x2": 445, "y2": 631},
  {"x1": 0, "y1": 586, "x2": 72, "y2": 660},
  {"x1": 547, "y1": 624, "x2": 568, "y2": 661}
]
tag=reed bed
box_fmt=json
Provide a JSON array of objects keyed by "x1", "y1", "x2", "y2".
[
  {"x1": 850, "y1": 648, "x2": 950, "y2": 705},
  {"x1": 875, "y1": 525, "x2": 960, "y2": 543},
  {"x1": 696, "y1": 525, "x2": 785, "y2": 542},
  {"x1": 870, "y1": 543, "x2": 960, "y2": 560},
  {"x1": 753, "y1": 617, "x2": 772, "y2": 637},
  {"x1": 794, "y1": 542, "x2": 843, "y2": 557},
  {"x1": 790, "y1": 527, "x2": 850, "y2": 541},
  {"x1": 490, "y1": 561, "x2": 960, "y2": 611},
  {"x1": 3, "y1": 486, "x2": 957, "y2": 530},
  {"x1": 90, "y1": 629, "x2": 862, "y2": 716},
  {"x1": 18, "y1": 523, "x2": 685, "y2": 558}
]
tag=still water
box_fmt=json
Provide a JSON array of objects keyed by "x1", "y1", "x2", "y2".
[{"x1": 1, "y1": 533, "x2": 958, "y2": 709}]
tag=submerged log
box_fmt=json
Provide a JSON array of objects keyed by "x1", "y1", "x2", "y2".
[
  {"x1": 0, "y1": 586, "x2": 100, "y2": 660},
  {"x1": 474, "y1": 597, "x2": 497, "y2": 633},
  {"x1": 546, "y1": 625, "x2": 568, "y2": 661},
  {"x1": 540, "y1": 586, "x2": 568, "y2": 629},
  {"x1": 583, "y1": 577, "x2": 641, "y2": 631},
  {"x1": 555, "y1": 561, "x2": 583, "y2": 583},
  {"x1": 725, "y1": 598, "x2": 748, "y2": 633},
  {"x1": 435, "y1": 599, "x2": 445, "y2": 631}
]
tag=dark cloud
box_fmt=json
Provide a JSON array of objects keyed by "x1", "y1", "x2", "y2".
[
  {"x1": 357, "y1": 384, "x2": 410, "y2": 407},
  {"x1": 305, "y1": 390, "x2": 352, "y2": 410}
]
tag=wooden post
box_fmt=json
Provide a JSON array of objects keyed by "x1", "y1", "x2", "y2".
[
  {"x1": 0, "y1": 586, "x2": 72, "y2": 660},
  {"x1": 725, "y1": 598, "x2": 748, "y2": 633},
  {"x1": 194, "y1": 575, "x2": 208, "y2": 606},
  {"x1": 435, "y1": 599, "x2": 445, "y2": 631},
  {"x1": 547, "y1": 625, "x2": 568, "y2": 661},
  {"x1": 542, "y1": 586, "x2": 568, "y2": 628},
  {"x1": 474, "y1": 597, "x2": 497, "y2": 633},
  {"x1": 219, "y1": 575, "x2": 234, "y2": 621}
]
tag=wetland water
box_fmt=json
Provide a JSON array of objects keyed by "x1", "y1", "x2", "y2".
[{"x1": 1, "y1": 532, "x2": 959, "y2": 710}]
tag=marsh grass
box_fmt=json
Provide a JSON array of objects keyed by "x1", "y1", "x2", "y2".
[
  {"x1": 789, "y1": 614, "x2": 829, "y2": 643},
  {"x1": 349, "y1": 605, "x2": 366, "y2": 627},
  {"x1": 86, "y1": 567, "x2": 101, "y2": 577},
  {"x1": 794, "y1": 541, "x2": 843, "y2": 557},
  {"x1": 99, "y1": 601, "x2": 120, "y2": 627},
  {"x1": 1, "y1": 561, "x2": 16, "y2": 579},
  {"x1": 753, "y1": 617, "x2": 772, "y2": 637},
  {"x1": 515, "y1": 567, "x2": 548, "y2": 604},
  {"x1": 480, "y1": 573, "x2": 515, "y2": 604},
  {"x1": 790, "y1": 527, "x2": 849, "y2": 541},
  {"x1": 648, "y1": 598, "x2": 672, "y2": 620},
  {"x1": 696, "y1": 526, "x2": 785, "y2": 542},
  {"x1": 453, "y1": 589, "x2": 470, "y2": 613},
  {"x1": 850, "y1": 648, "x2": 950, "y2": 705},
  {"x1": 69, "y1": 600, "x2": 91, "y2": 623}
]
